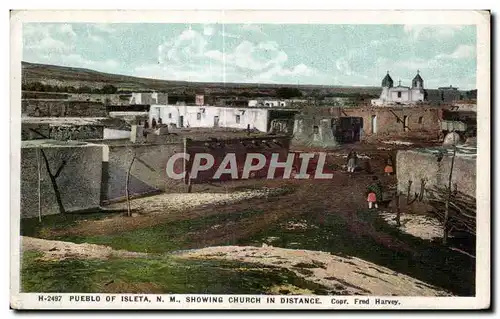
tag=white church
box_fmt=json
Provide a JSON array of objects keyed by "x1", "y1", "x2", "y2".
[{"x1": 371, "y1": 71, "x2": 426, "y2": 106}]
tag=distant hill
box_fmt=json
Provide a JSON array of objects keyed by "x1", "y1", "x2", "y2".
[
  {"x1": 22, "y1": 61, "x2": 474, "y2": 102},
  {"x1": 21, "y1": 61, "x2": 382, "y2": 98}
]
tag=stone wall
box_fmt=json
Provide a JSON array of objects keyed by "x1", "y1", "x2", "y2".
[
  {"x1": 102, "y1": 143, "x2": 184, "y2": 202},
  {"x1": 22, "y1": 91, "x2": 70, "y2": 100},
  {"x1": 68, "y1": 93, "x2": 130, "y2": 105},
  {"x1": 22, "y1": 122, "x2": 104, "y2": 141},
  {"x1": 49, "y1": 125, "x2": 104, "y2": 141},
  {"x1": 20, "y1": 140, "x2": 103, "y2": 218},
  {"x1": 108, "y1": 111, "x2": 149, "y2": 125},
  {"x1": 21, "y1": 123, "x2": 50, "y2": 140},
  {"x1": 21, "y1": 91, "x2": 132, "y2": 105},
  {"x1": 22, "y1": 99, "x2": 108, "y2": 117},
  {"x1": 396, "y1": 146, "x2": 476, "y2": 199}
]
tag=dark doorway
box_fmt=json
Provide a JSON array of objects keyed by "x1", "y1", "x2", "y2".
[
  {"x1": 268, "y1": 110, "x2": 298, "y2": 132},
  {"x1": 336, "y1": 117, "x2": 363, "y2": 143},
  {"x1": 179, "y1": 116, "x2": 184, "y2": 128}
]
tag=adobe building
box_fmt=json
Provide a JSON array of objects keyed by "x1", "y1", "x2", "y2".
[
  {"x1": 292, "y1": 104, "x2": 443, "y2": 146},
  {"x1": 148, "y1": 102, "x2": 298, "y2": 133},
  {"x1": 342, "y1": 106, "x2": 442, "y2": 138},
  {"x1": 129, "y1": 92, "x2": 168, "y2": 105}
]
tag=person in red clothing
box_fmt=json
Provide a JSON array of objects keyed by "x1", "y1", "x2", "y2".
[
  {"x1": 366, "y1": 176, "x2": 382, "y2": 209},
  {"x1": 384, "y1": 154, "x2": 394, "y2": 176}
]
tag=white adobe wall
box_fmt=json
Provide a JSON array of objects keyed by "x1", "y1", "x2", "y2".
[
  {"x1": 149, "y1": 105, "x2": 269, "y2": 132},
  {"x1": 410, "y1": 89, "x2": 425, "y2": 102},
  {"x1": 389, "y1": 89, "x2": 410, "y2": 103},
  {"x1": 248, "y1": 100, "x2": 259, "y2": 107},
  {"x1": 103, "y1": 128, "x2": 131, "y2": 140}
]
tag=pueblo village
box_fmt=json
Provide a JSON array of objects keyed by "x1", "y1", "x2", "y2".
[{"x1": 19, "y1": 24, "x2": 478, "y2": 299}]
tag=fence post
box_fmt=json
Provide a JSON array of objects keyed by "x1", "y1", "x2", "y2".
[
  {"x1": 396, "y1": 192, "x2": 401, "y2": 227},
  {"x1": 37, "y1": 148, "x2": 42, "y2": 222},
  {"x1": 125, "y1": 153, "x2": 136, "y2": 217},
  {"x1": 443, "y1": 144, "x2": 457, "y2": 245}
]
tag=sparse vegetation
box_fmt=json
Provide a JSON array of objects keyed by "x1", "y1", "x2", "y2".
[
  {"x1": 276, "y1": 87, "x2": 303, "y2": 99},
  {"x1": 239, "y1": 211, "x2": 475, "y2": 296},
  {"x1": 22, "y1": 81, "x2": 118, "y2": 94},
  {"x1": 21, "y1": 250, "x2": 329, "y2": 294}
]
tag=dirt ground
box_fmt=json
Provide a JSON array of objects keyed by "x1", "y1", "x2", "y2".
[
  {"x1": 180, "y1": 245, "x2": 452, "y2": 296},
  {"x1": 43, "y1": 139, "x2": 436, "y2": 252},
  {"x1": 21, "y1": 236, "x2": 146, "y2": 261}
]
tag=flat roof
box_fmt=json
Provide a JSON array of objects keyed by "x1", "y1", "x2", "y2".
[
  {"x1": 149, "y1": 104, "x2": 299, "y2": 111},
  {"x1": 109, "y1": 112, "x2": 148, "y2": 116},
  {"x1": 22, "y1": 117, "x2": 106, "y2": 126},
  {"x1": 21, "y1": 139, "x2": 104, "y2": 149},
  {"x1": 407, "y1": 144, "x2": 477, "y2": 159}
]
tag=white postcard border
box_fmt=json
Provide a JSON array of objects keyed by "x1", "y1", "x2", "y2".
[{"x1": 9, "y1": 9, "x2": 491, "y2": 310}]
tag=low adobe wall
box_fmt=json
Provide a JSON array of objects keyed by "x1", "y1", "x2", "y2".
[
  {"x1": 20, "y1": 140, "x2": 103, "y2": 219},
  {"x1": 102, "y1": 142, "x2": 184, "y2": 203},
  {"x1": 396, "y1": 146, "x2": 476, "y2": 199}
]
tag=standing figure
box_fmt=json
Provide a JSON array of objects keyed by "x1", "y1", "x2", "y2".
[
  {"x1": 366, "y1": 176, "x2": 382, "y2": 209},
  {"x1": 158, "y1": 117, "x2": 163, "y2": 125},
  {"x1": 143, "y1": 119, "x2": 150, "y2": 138},
  {"x1": 384, "y1": 154, "x2": 394, "y2": 176},
  {"x1": 347, "y1": 151, "x2": 357, "y2": 173},
  {"x1": 152, "y1": 118, "x2": 157, "y2": 129}
]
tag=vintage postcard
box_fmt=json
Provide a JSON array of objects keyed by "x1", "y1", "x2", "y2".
[{"x1": 10, "y1": 10, "x2": 490, "y2": 310}]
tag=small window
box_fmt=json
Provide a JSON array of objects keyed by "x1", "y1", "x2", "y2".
[
  {"x1": 168, "y1": 113, "x2": 172, "y2": 119},
  {"x1": 397, "y1": 92, "x2": 402, "y2": 98},
  {"x1": 313, "y1": 125, "x2": 319, "y2": 134},
  {"x1": 236, "y1": 115, "x2": 241, "y2": 124},
  {"x1": 418, "y1": 116, "x2": 423, "y2": 124},
  {"x1": 197, "y1": 113, "x2": 201, "y2": 120}
]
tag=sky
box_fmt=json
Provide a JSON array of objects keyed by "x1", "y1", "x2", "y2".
[{"x1": 22, "y1": 23, "x2": 477, "y2": 90}]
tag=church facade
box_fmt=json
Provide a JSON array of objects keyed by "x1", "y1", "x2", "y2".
[{"x1": 371, "y1": 71, "x2": 426, "y2": 106}]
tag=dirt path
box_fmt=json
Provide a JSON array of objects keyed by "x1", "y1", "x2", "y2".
[
  {"x1": 21, "y1": 236, "x2": 146, "y2": 261},
  {"x1": 179, "y1": 245, "x2": 452, "y2": 297}
]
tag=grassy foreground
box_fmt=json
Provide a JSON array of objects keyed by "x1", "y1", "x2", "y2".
[
  {"x1": 20, "y1": 206, "x2": 475, "y2": 296},
  {"x1": 21, "y1": 251, "x2": 329, "y2": 294}
]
